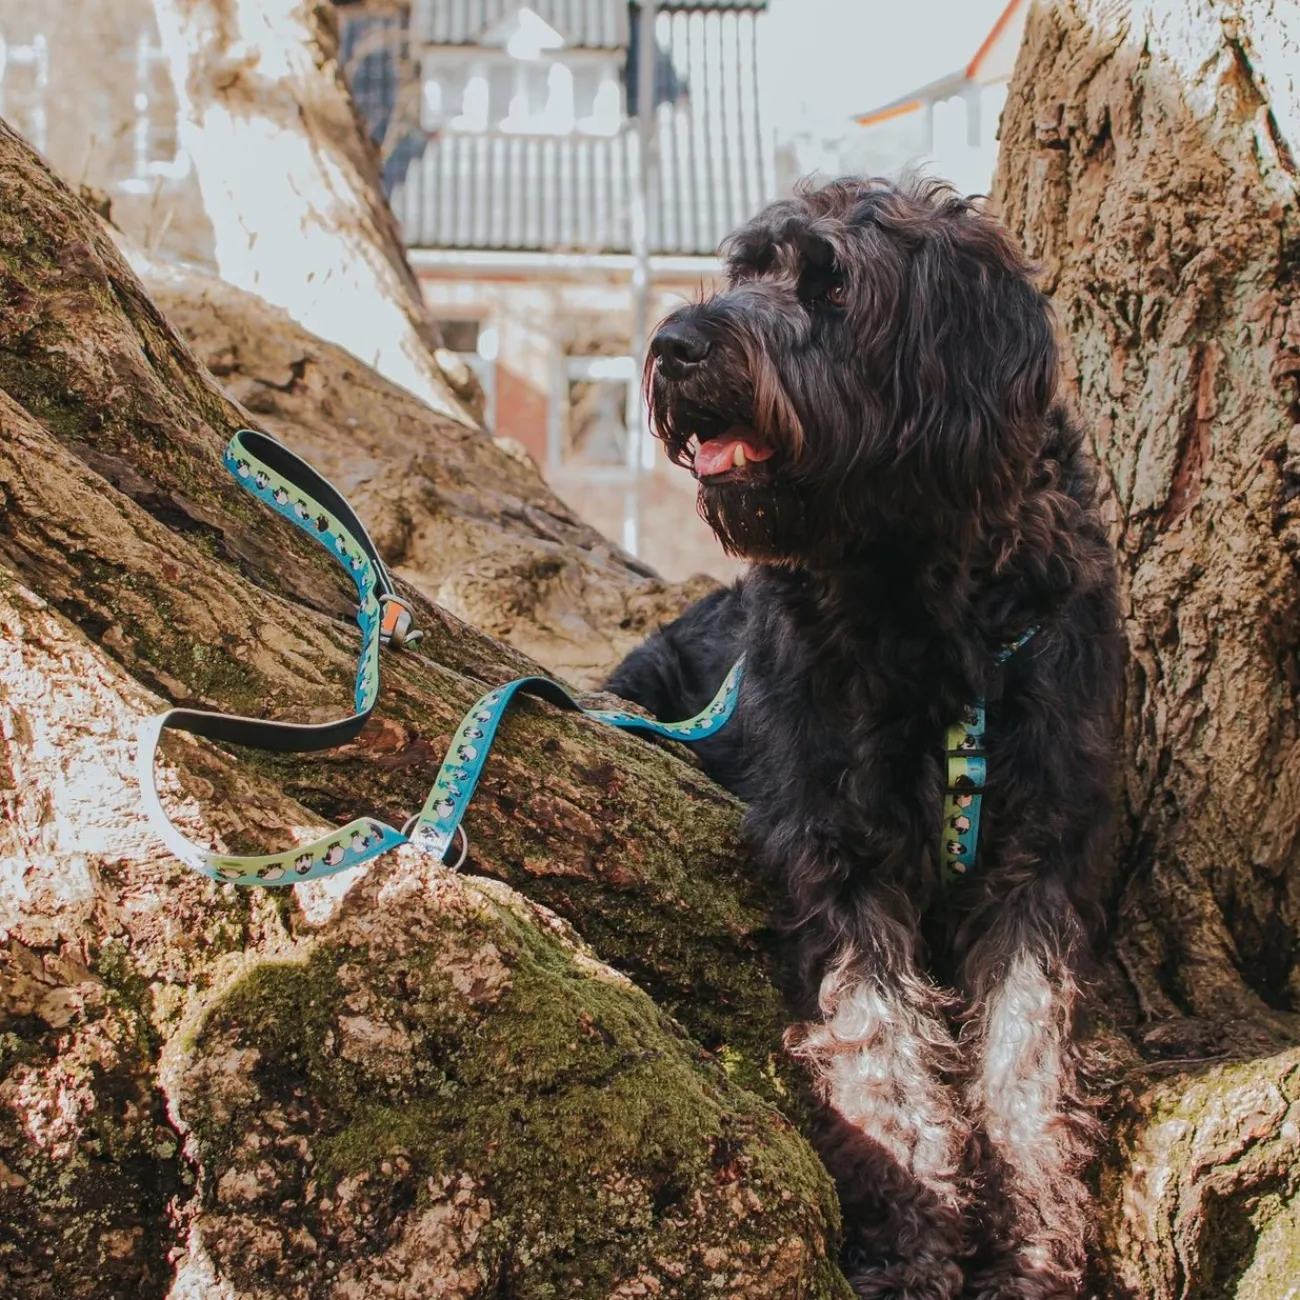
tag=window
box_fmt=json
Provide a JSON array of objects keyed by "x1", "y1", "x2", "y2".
[
  {"x1": 437, "y1": 319, "x2": 481, "y2": 353},
  {"x1": 932, "y1": 96, "x2": 969, "y2": 162},
  {"x1": 577, "y1": 65, "x2": 622, "y2": 136},
  {"x1": 0, "y1": 31, "x2": 49, "y2": 155},
  {"x1": 339, "y1": 12, "x2": 403, "y2": 149},
  {"x1": 567, "y1": 379, "x2": 629, "y2": 466},
  {"x1": 420, "y1": 49, "x2": 624, "y2": 138},
  {"x1": 557, "y1": 355, "x2": 637, "y2": 471},
  {"x1": 434, "y1": 318, "x2": 497, "y2": 429},
  {"x1": 120, "y1": 28, "x2": 188, "y2": 194},
  {"x1": 502, "y1": 58, "x2": 575, "y2": 134},
  {"x1": 451, "y1": 65, "x2": 491, "y2": 132}
]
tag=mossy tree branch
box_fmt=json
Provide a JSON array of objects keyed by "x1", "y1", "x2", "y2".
[{"x1": 0, "y1": 118, "x2": 846, "y2": 1297}]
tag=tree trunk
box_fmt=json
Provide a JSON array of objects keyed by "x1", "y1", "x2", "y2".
[
  {"x1": 124, "y1": 244, "x2": 715, "y2": 688},
  {"x1": 149, "y1": 0, "x2": 473, "y2": 422},
  {"x1": 995, "y1": 2, "x2": 1300, "y2": 1293},
  {"x1": 0, "y1": 119, "x2": 848, "y2": 1297}
]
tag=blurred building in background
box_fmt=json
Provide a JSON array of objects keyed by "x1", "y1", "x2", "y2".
[
  {"x1": 332, "y1": 0, "x2": 1023, "y2": 578},
  {"x1": 761, "y1": 0, "x2": 1024, "y2": 197},
  {"x1": 0, "y1": 0, "x2": 1024, "y2": 582},
  {"x1": 848, "y1": 0, "x2": 1027, "y2": 196},
  {"x1": 338, "y1": 0, "x2": 772, "y2": 579}
]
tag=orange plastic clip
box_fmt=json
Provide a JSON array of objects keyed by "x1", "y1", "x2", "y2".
[{"x1": 378, "y1": 596, "x2": 418, "y2": 649}]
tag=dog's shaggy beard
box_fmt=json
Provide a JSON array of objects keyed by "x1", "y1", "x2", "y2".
[
  {"x1": 648, "y1": 329, "x2": 813, "y2": 563},
  {"x1": 696, "y1": 479, "x2": 810, "y2": 563}
]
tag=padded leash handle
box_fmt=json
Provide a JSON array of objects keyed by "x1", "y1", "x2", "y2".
[
  {"x1": 137, "y1": 429, "x2": 744, "y2": 887},
  {"x1": 137, "y1": 430, "x2": 416, "y2": 884}
]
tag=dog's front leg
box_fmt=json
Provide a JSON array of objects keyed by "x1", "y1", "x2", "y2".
[
  {"x1": 959, "y1": 894, "x2": 1096, "y2": 1300},
  {"x1": 788, "y1": 892, "x2": 971, "y2": 1300}
]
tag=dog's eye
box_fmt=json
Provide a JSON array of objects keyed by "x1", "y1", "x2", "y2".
[{"x1": 825, "y1": 280, "x2": 847, "y2": 308}]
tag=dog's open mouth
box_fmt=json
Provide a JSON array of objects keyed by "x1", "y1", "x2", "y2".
[{"x1": 691, "y1": 425, "x2": 775, "y2": 482}]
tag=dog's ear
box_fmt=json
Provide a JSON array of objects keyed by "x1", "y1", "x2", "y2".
[{"x1": 891, "y1": 210, "x2": 1059, "y2": 523}]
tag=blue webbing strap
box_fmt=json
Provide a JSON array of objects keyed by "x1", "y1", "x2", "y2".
[
  {"x1": 137, "y1": 429, "x2": 743, "y2": 886},
  {"x1": 404, "y1": 662, "x2": 744, "y2": 862}
]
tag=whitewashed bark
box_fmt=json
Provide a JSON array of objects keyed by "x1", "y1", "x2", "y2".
[
  {"x1": 0, "y1": 118, "x2": 846, "y2": 1298},
  {"x1": 150, "y1": 0, "x2": 472, "y2": 422}
]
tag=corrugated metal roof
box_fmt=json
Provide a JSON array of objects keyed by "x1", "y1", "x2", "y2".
[
  {"x1": 411, "y1": 1, "x2": 769, "y2": 49},
  {"x1": 412, "y1": 0, "x2": 629, "y2": 48},
  {"x1": 393, "y1": 6, "x2": 773, "y2": 255},
  {"x1": 392, "y1": 129, "x2": 767, "y2": 254}
]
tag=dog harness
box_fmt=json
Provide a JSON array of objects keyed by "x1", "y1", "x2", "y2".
[
  {"x1": 137, "y1": 430, "x2": 743, "y2": 886},
  {"x1": 138, "y1": 429, "x2": 1030, "y2": 889},
  {"x1": 940, "y1": 627, "x2": 1037, "y2": 887}
]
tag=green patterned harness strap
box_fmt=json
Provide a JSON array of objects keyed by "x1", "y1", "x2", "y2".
[
  {"x1": 136, "y1": 429, "x2": 743, "y2": 886},
  {"x1": 939, "y1": 627, "x2": 1038, "y2": 887}
]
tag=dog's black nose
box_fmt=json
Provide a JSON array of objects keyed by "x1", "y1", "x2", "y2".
[{"x1": 651, "y1": 321, "x2": 711, "y2": 374}]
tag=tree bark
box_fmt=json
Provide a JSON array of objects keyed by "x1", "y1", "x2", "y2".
[
  {"x1": 126, "y1": 245, "x2": 715, "y2": 688},
  {"x1": 995, "y1": 2, "x2": 1300, "y2": 1293},
  {"x1": 149, "y1": 0, "x2": 474, "y2": 421},
  {"x1": 0, "y1": 120, "x2": 847, "y2": 1297}
]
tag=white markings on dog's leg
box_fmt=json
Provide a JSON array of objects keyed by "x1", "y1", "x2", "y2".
[
  {"x1": 969, "y1": 950, "x2": 1093, "y2": 1288},
  {"x1": 791, "y1": 948, "x2": 969, "y2": 1209}
]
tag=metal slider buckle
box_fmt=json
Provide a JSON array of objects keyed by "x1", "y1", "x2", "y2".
[{"x1": 378, "y1": 595, "x2": 422, "y2": 650}]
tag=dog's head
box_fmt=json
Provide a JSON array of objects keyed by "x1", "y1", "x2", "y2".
[{"x1": 646, "y1": 178, "x2": 1059, "y2": 564}]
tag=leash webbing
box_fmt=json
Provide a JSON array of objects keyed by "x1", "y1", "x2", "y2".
[
  {"x1": 137, "y1": 429, "x2": 1028, "y2": 889},
  {"x1": 137, "y1": 429, "x2": 743, "y2": 886}
]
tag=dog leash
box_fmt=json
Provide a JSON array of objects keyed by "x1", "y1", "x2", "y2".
[
  {"x1": 136, "y1": 429, "x2": 1029, "y2": 890},
  {"x1": 136, "y1": 429, "x2": 744, "y2": 886}
]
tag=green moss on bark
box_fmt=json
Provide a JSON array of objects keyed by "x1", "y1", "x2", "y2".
[{"x1": 173, "y1": 871, "x2": 849, "y2": 1298}]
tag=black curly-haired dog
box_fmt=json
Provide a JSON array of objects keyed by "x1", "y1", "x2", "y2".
[{"x1": 606, "y1": 178, "x2": 1122, "y2": 1300}]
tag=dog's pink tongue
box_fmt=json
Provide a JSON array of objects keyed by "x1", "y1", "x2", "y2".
[{"x1": 693, "y1": 428, "x2": 774, "y2": 477}]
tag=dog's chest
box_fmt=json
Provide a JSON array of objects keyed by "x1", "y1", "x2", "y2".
[{"x1": 739, "y1": 624, "x2": 957, "y2": 819}]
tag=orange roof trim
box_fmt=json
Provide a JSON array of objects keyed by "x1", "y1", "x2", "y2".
[
  {"x1": 964, "y1": 0, "x2": 1027, "y2": 79},
  {"x1": 854, "y1": 98, "x2": 924, "y2": 129}
]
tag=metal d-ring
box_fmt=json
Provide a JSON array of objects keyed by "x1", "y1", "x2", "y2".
[
  {"x1": 400, "y1": 816, "x2": 469, "y2": 871},
  {"x1": 445, "y1": 824, "x2": 469, "y2": 870}
]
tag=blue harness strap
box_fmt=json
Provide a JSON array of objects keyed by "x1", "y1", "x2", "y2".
[
  {"x1": 939, "y1": 627, "x2": 1037, "y2": 886},
  {"x1": 138, "y1": 428, "x2": 1028, "y2": 889}
]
